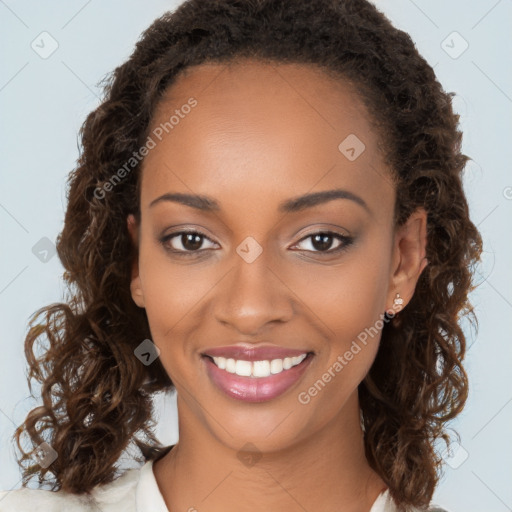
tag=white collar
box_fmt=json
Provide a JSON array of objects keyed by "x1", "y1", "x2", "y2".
[
  {"x1": 370, "y1": 488, "x2": 398, "y2": 512},
  {"x1": 135, "y1": 459, "x2": 169, "y2": 512},
  {"x1": 134, "y1": 458, "x2": 395, "y2": 512}
]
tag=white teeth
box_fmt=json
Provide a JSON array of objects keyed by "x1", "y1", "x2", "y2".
[
  {"x1": 253, "y1": 360, "x2": 271, "y2": 377},
  {"x1": 235, "y1": 360, "x2": 252, "y2": 376},
  {"x1": 210, "y1": 353, "x2": 308, "y2": 377},
  {"x1": 270, "y1": 359, "x2": 283, "y2": 374}
]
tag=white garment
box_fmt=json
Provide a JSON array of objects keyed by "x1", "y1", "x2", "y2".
[{"x1": 0, "y1": 460, "x2": 446, "y2": 511}]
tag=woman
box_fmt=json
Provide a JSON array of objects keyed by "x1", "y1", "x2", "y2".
[{"x1": 0, "y1": 0, "x2": 482, "y2": 510}]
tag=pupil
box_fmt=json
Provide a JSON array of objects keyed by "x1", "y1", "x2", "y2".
[
  {"x1": 312, "y1": 233, "x2": 332, "y2": 251},
  {"x1": 183, "y1": 233, "x2": 203, "y2": 251}
]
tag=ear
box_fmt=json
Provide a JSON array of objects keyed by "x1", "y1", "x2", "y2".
[
  {"x1": 127, "y1": 213, "x2": 145, "y2": 308},
  {"x1": 385, "y1": 208, "x2": 429, "y2": 315}
]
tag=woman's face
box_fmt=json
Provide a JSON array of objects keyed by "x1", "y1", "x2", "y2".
[{"x1": 128, "y1": 60, "x2": 426, "y2": 452}]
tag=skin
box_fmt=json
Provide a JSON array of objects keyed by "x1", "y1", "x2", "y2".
[{"x1": 127, "y1": 59, "x2": 428, "y2": 512}]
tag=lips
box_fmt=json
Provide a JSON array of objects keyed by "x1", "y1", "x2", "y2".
[{"x1": 201, "y1": 343, "x2": 314, "y2": 402}]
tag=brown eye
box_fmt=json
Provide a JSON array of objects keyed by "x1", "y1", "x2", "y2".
[
  {"x1": 292, "y1": 231, "x2": 353, "y2": 255},
  {"x1": 160, "y1": 230, "x2": 217, "y2": 255}
]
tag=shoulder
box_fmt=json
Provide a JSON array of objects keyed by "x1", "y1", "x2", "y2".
[
  {"x1": 0, "y1": 466, "x2": 141, "y2": 512},
  {"x1": 404, "y1": 502, "x2": 451, "y2": 512},
  {"x1": 407, "y1": 503, "x2": 451, "y2": 512},
  {"x1": 376, "y1": 489, "x2": 451, "y2": 512},
  {"x1": 415, "y1": 501, "x2": 451, "y2": 512}
]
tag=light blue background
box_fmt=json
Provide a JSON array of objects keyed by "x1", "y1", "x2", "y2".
[{"x1": 1, "y1": 1, "x2": 511, "y2": 511}]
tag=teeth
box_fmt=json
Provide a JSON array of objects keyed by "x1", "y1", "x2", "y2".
[
  {"x1": 253, "y1": 360, "x2": 270, "y2": 377},
  {"x1": 226, "y1": 358, "x2": 236, "y2": 373},
  {"x1": 211, "y1": 353, "x2": 308, "y2": 377},
  {"x1": 270, "y1": 359, "x2": 283, "y2": 374},
  {"x1": 235, "y1": 360, "x2": 252, "y2": 377}
]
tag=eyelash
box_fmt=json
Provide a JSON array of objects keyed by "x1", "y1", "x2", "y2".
[{"x1": 159, "y1": 229, "x2": 354, "y2": 258}]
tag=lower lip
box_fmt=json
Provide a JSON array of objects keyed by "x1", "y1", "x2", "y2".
[{"x1": 203, "y1": 354, "x2": 314, "y2": 402}]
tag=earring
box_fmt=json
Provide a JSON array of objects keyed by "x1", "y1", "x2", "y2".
[
  {"x1": 393, "y1": 293, "x2": 404, "y2": 309},
  {"x1": 384, "y1": 293, "x2": 404, "y2": 319}
]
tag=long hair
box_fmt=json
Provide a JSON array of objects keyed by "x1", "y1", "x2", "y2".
[{"x1": 13, "y1": 0, "x2": 483, "y2": 509}]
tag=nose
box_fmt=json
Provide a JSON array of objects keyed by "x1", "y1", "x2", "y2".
[{"x1": 213, "y1": 247, "x2": 294, "y2": 335}]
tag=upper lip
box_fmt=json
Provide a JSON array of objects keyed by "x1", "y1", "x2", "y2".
[{"x1": 201, "y1": 344, "x2": 312, "y2": 361}]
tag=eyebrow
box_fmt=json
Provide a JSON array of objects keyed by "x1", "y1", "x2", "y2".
[{"x1": 149, "y1": 188, "x2": 370, "y2": 214}]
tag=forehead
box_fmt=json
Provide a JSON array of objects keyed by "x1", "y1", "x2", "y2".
[{"x1": 140, "y1": 59, "x2": 393, "y2": 216}]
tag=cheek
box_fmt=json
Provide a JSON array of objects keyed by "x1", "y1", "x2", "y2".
[
  {"x1": 294, "y1": 241, "x2": 391, "y2": 340},
  {"x1": 137, "y1": 245, "x2": 208, "y2": 357},
  {"x1": 296, "y1": 293, "x2": 385, "y2": 419},
  {"x1": 295, "y1": 240, "x2": 390, "y2": 391}
]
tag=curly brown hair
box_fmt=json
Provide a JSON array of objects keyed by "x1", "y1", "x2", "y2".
[{"x1": 13, "y1": 0, "x2": 483, "y2": 509}]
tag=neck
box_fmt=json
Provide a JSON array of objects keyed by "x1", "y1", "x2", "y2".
[{"x1": 153, "y1": 393, "x2": 388, "y2": 512}]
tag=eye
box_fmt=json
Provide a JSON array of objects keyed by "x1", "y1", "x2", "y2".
[
  {"x1": 160, "y1": 229, "x2": 218, "y2": 255},
  {"x1": 159, "y1": 229, "x2": 354, "y2": 258},
  {"x1": 291, "y1": 231, "x2": 353, "y2": 255}
]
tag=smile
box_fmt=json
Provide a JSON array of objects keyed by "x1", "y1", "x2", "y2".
[
  {"x1": 209, "y1": 353, "x2": 308, "y2": 377},
  {"x1": 202, "y1": 352, "x2": 314, "y2": 402}
]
